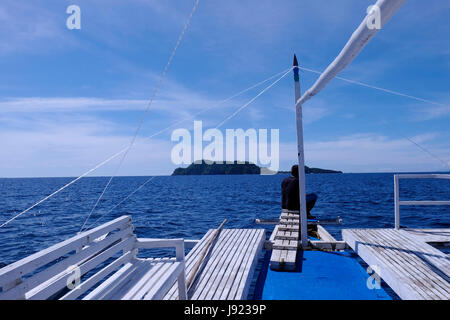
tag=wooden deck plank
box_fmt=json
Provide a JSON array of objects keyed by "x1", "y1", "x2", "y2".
[
  {"x1": 343, "y1": 229, "x2": 425, "y2": 300},
  {"x1": 193, "y1": 229, "x2": 245, "y2": 300},
  {"x1": 270, "y1": 211, "x2": 299, "y2": 271},
  {"x1": 353, "y1": 229, "x2": 442, "y2": 300},
  {"x1": 230, "y1": 230, "x2": 265, "y2": 300},
  {"x1": 374, "y1": 229, "x2": 449, "y2": 299},
  {"x1": 164, "y1": 230, "x2": 215, "y2": 300},
  {"x1": 401, "y1": 229, "x2": 450, "y2": 243},
  {"x1": 197, "y1": 229, "x2": 265, "y2": 300},
  {"x1": 164, "y1": 229, "x2": 265, "y2": 300},
  {"x1": 364, "y1": 229, "x2": 446, "y2": 300},
  {"x1": 215, "y1": 230, "x2": 257, "y2": 300},
  {"x1": 343, "y1": 228, "x2": 450, "y2": 300}
]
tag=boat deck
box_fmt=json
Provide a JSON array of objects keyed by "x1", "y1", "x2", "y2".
[
  {"x1": 164, "y1": 228, "x2": 266, "y2": 300},
  {"x1": 260, "y1": 250, "x2": 393, "y2": 300},
  {"x1": 342, "y1": 228, "x2": 450, "y2": 300}
]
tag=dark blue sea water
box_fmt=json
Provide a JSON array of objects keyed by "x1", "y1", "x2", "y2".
[{"x1": 1, "y1": 173, "x2": 449, "y2": 266}]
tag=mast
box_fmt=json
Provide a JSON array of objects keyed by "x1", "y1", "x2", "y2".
[{"x1": 293, "y1": 54, "x2": 308, "y2": 248}]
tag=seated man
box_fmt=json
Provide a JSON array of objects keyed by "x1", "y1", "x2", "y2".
[{"x1": 281, "y1": 165, "x2": 318, "y2": 219}]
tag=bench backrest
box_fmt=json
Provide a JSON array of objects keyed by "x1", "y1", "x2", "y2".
[{"x1": 0, "y1": 215, "x2": 135, "y2": 300}]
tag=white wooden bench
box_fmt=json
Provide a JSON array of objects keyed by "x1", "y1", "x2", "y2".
[{"x1": 0, "y1": 215, "x2": 187, "y2": 300}]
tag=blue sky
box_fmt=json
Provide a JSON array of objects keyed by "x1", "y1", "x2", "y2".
[{"x1": 0, "y1": 0, "x2": 449, "y2": 177}]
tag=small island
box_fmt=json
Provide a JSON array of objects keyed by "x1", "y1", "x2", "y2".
[{"x1": 171, "y1": 160, "x2": 342, "y2": 175}]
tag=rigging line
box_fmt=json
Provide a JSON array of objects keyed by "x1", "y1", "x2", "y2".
[
  {"x1": 85, "y1": 176, "x2": 157, "y2": 230},
  {"x1": 215, "y1": 67, "x2": 293, "y2": 129},
  {"x1": 0, "y1": 67, "x2": 291, "y2": 230},
  {"x1": 78, "y1": 68, "x2": 293, "y2": 231},
  {"x1": 298, "y1": 64, "x2": 449, "y2": 168},
  {"x1": 297, "y1": 65, "x2": 448, "y2": 108},
  {"x1": 380, "y1": 120, "x2": 449, "y2": 168},
  {"x1": 142, "y1": 67, "x2": 293, "y2": 141},
  {"x1": 79, "y1": 0, "x2": 200, "y2": 233},
  {"x1": 0, "y1": 149, "x2": 126, "y2": 229}
]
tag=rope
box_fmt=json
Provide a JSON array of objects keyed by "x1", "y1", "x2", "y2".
[
  {"x1": 380, "y1": 120, "x2": 449, "y2": 168},
  {"x1": 215, "y1": 67, "x2": 293, "y2": 129},
  {"x1": 0, "y1": 67, "x2": 292, "y2": 229},
  {"x1": 85, "y1": 176, "x2": 157, "y2": 230},
  {"x1": 142, "y1": 67, "x2": 293, "y2": 141},
  {"x1": 81, "y1": 67, "x2": 293, "y2": 230},
  {"x1": 297, "y1": 65, "x2": 448, "y2": 108},
  {"x1": 79, "y1": 0, "x2": 200, "y2": 232},
  {"x1": 298, "y1": 65, "x2": 449, "y2": 168}
]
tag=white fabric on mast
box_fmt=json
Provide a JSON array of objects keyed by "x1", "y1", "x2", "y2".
[{"x1": 296, "y1": 0, "x2": 406, "y2": 107}]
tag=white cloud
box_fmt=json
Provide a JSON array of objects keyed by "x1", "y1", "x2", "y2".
[{"x1": 279, "y1": 133, "x2": 449, "y2": 173}]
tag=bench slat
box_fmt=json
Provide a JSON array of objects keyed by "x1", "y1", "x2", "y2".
[
  {"x1": 0, "y1": 215, "x2": 131, "y2": 287},
  {"x1": 60, "y1": 251, "x2": 134, "y2": 300},
  {"x1": 0, "y1": 226, "x2": 133, "y2": 300},
  {"x1": 27, "y1": 236, "x2": 136, "y2": 300}
]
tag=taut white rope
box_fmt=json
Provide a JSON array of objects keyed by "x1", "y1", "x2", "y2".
[
  {"x1": 0, "y1": 67, "x2": 292, "y2": 229},
  {"x1": 83, "y1": 67, "x2": 294, "y2": 230},
  {"x1": 297, "y1": 65, "x2": 448, "y2": 108},
  {"x1": 79, "y1": 0, "x2": 201, "y2": 232},
  {"x1": 215, "y1": 67, "x2": 293, "y2": 129}
]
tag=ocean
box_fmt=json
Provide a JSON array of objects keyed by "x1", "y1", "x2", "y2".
[{"x1": 1, "y1": 173, "x2": 449, "y2": 265}]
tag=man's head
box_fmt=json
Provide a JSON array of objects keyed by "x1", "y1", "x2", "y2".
[{"x1": 291, "y1": 165, "x2": 299, "y2": 178}]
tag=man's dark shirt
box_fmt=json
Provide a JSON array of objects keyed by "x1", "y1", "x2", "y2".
[
  {"x1": 281, "y1": 176, "x2": 300, "y2": 211},
  {"x1": 282, "y1": 176, "x2": 318, "y2": 217}
]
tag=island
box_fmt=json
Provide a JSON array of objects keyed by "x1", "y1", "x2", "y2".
[{"x1": 171, "y1": 161, "x2": 342, "y2": 175}]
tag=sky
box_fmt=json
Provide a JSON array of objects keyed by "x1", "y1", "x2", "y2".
[{"x1": 0, "y1": 0, "x2": 449, "y2": 177}]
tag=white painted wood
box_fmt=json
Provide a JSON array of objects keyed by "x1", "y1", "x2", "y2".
[
  {"x1": 343, "y1": 228, "x2": 450, "y2": 300},
  {"x1": 343, "y1": 229, "x2": 423, "y2": 300},
  {"x1": 0, "y1": 216, "x2": 190, "y2": 300},
  {"x1": 145, "y1": 262, "x2": 185, "y2": 300},
  {"x1": 164, "y1": 230, "x2": 215, "y2": 300},
  {"x1": 131, "y1": 262, "x2": 175, "y2": 299},
  {"x1": 361, "y1": 229, "x2": 445, "y2": 299},
  {"x1": 215, "y1": 230, "x2": 256, "y2": 300},
  {"x1": 192, "y1": 229, "x2": 242, "y2": 299},
  {"x1": 394, "y1": 175, "x2": 400, "y2": 229},
  {"x1": 401, "y1": 228, "x2": 450, "y2": 243},
  {"x1": 317, "y1": 225, "x2": 336, "y2": 242},
  {"x1": 0, "y1": 215, "x2": 131, "y2": 288},
  {"x1": 397, "y1": 174, "x2": 450, "y2": 179},
  {"x1": 309, "y1": 241, "x2": 348, "y2": 250},
  {"x1": 278, "y1": 225, "x2": 299, "y2": 232},
  {"x1": 184, "y1": 240, "x2": 200, "y2": 249},
  {"x1": 195, "y1": 229, "x2": 247, "y2": 300},
  {"x1": 0, "y1": 226, "x2": 133, "y2": 300},
  {"x1": 233, "y1": 229, "x2": 265, "y2": 299},
  {"x1": 82, "y1": 262, "x2": 136, "y2": 300},
  {"x1": 399, "y1": 201, "x2": 450, "y2": 206},
  {"x1": 186, "y1": 220, "x2": 227, "y2": 293},
  {"x1": 136, "y1": 238, "x2": 185, "y2": 264},
  {"x1": 273, "y1": 239, "x2": 298, "y2": 250},
  {"x1": 164, "y1": 229, "x2": 265, "y2": 300},
  {"x1": 60, "y1": 251, "x2": 134, "y2": 300},
  {"x1": 27, "y1": 236, "x2": 136, "y2": 300},
  {"x1": 374, "y1": 229, "x2": 449, "y2": 298},
  {"x1": 293, "y1": 59, "x2": 308, "y2": 249},
  {"x1": 394, "y1": 174, "x2": 450, "y2": 230}
]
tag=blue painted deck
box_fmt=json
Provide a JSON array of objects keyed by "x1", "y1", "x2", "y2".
[{"x1": 257, "y1": 250, "x2": 392, "y2": 300}]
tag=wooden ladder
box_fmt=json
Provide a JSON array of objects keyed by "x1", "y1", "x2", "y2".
[{"x1": 269, "y1": 211, "x2": 300, "y2": 271}]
